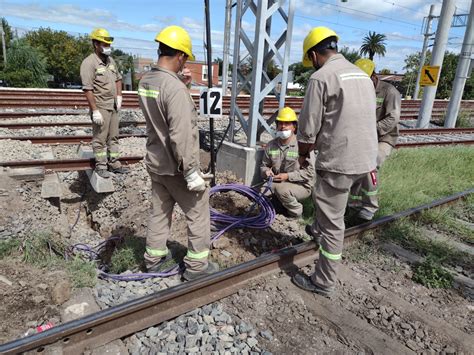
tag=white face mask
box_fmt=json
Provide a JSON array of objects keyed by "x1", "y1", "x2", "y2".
[
  {"x1": 276, "y1": 130, "x2": 292, "y2": 139},
  {"x1": 102, "y1": 47, "x2": 112, "y2": 56}
]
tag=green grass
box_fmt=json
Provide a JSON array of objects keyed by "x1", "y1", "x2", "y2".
[
  {"x1": 377, "y1": 146, "x2": 474, "y2": 217},
  {"x1": 0, "y1": 238, "x2": 20, "y2": 259},
  {"x1": 21, "y1": 233, "x2": 65, "y2": 266},
  {"x1": 108, "y1": 236, "x2": 146, "y2": 274},
  {"x1": 66, "y1": 256, "x2": 97, "y2": 288},
  {"x1": 455, "y1": 110, "x2": 474, "y2": 128},
  {"x1": 412, "y1": 256, "x2": 453, "y2": 288},
  {"x1": 0, "y1": 232, "x2": 97, "y2": 289},
  {"x1": 419, "y1": 204, "x2": 474, "y2": 244},
  {"x1": 380, "y1": 219, "x2": 472, "y2": 269}
]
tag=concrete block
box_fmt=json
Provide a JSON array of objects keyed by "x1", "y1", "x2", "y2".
[
  {"x1": 216, "y1": 141, "x2": 264, "y2": 186},
  {"x1": 61, "y1": 287, "x2": 101, "y2": 323},
  {"x1": 4, "y1": 167, "x2": 45, "y2": 181},
  {"x1": 78, "y1": 145, "x2": 94, "y2": 159},
  {"x1": 39, "y1": 148, "x2": 55, "y2": 160},
  {"x1": 78, "y1": 145, "x2": 115, "y2": 193},
  {"x1": 86, "y1": 169, "x2": 115, "y2": 193},
  {"x1": 41, "y1": 172, "x2": 62, "y2": 198}
]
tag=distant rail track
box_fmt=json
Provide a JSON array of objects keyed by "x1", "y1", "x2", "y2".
[{"x1": 2, "y1": 88, "x2": 474, "y2": 121}]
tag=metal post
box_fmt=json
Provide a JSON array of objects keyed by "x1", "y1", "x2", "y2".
[
  {"x1": 416, "y1": 0, "x2": 456, "y2": 128},
  {"x1": 444, "y1": 0, "x2": 474, "y2": 128},
  {"x1": 0, "y1": 24, "x2": 6, "y2": 67},
  {"x1": 414, "y1": 5, "x2": 435, "y2": 100},
  {"x1": 229, "y1": 0, "x2": 295, "y2": 147},
  {"x1": 204, "y1": 0, "x2": 216, "y2": 186},
  {"x1": 222, "y1": 0, "x2": 232, "y2": 95}
]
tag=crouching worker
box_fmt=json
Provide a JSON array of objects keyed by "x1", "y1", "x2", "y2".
[
  {"x1": 260, "y1": 107, "x2": 315, "y2": 219},
  {"x1": 138, "y1": 25, "x2": 218, "y2": 281}
]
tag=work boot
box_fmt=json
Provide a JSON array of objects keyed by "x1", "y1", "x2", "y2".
[
  {"x1": 95, "y1": 168, "x2": 111, "y2": 179},
  {"x1": 291, "y1": 273, "x2": 334, "y2": 298},
  {"x1": 109, "y1": 166, "x2": 129, "y2": 174},
  {"x1": 305, "y1": 224, "x2": 321, "y2": 244},
  {"x1": 182, "y1": 262, "x2": 219, "y2": 281},
  {"x1": 146, "y1": 252, "x2": 176, "y2": 273},
  {"x1": 346, "y1": 214, "x2": 372, "y2": 228}
]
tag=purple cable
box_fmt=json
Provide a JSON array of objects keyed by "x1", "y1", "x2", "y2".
[
  {"x1": 209, "y1": 179, "x2": 275, "y2": 243},
  {"x1": 67, "y1": 180, "x2": 275, "y2": 282}
]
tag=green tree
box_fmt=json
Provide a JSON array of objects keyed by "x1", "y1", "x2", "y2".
[
  {"x1": 340, "y1": 46, "x2": 361, "y2": 63},
  {"x1": 0, "y1": 18, "x2": 14, "y2": 72},
  {"x1": 360, "y1": 31, "x2": 387, "y2": 60},
  {"x1": 25, "y1": 28, "x2": 91, "y2": 85},
  {"x1": 0, "y1": 39, "x2": 47, "y2": 87},
  {"x1": 111, "y1": 48, "x2": 134, "y2": 75},
  {"x1": 213, "y1": 57, "x2": 223, "y2": 76},
  {"x1": 288, "y1": 61, "x2": 314, "y2": 94},
  {"x1": 380, "y1": 68, "x2": 391, "y2": 74}
]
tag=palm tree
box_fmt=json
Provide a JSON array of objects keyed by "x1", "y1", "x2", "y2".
[
  {"x1": 340, "y1": 46, "x2": 361, "y2": 63},
  {"x1": 359, "y1": 31, "x2": 387, "y2": 60}
]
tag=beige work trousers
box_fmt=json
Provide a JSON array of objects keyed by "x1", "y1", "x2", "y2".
[
  {"x1": 145, "y1": 172, "x2": 211, "y2": 272},
  {"x1": 349, "y1": 142, "x2": 393, "y2": 219},
  {"x1": 272, "y1": 182, "x2": 312, "y2": 217},
  {"x1": 308, "y1": 170, "x2": 366, "y2": 290},
  {"x1": 92, "y1": 108, "x2": 121, "y2": 170}
]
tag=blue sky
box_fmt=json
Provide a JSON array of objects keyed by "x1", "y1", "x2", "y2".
[{"x1": 0, "y1": 0, "x2": 471, "y2": 73}]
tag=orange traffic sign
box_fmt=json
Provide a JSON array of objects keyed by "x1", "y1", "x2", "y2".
[{"x1": 420, "y1": 65, "x2": 440, "y2": 86}]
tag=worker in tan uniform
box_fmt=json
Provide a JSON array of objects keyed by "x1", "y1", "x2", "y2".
[
  {"x1": 292, "y1": 27, "x2": 378, "y2": 297},
  {"x1": 80, "y1": 28, "x2": 128, "y2": 178},
  {"x1": 348, "y1": 59, "x2": 401, "y2": 222},
  {"x1": 260, "y1": 107, "x2": 315, "y2": 218},
  {"x1": 138, "y1": 25, "x2": 218, "y2": 281}
]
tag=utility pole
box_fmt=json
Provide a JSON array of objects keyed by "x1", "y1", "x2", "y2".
[
  {"x1": 0, "y1": 23, "x2": 6, "y2": 67},
  {"x1": 414, "y1": 4, "x2": 435, "y2": 100},
  {"x1": 204, "y1": 0, "x2": 216, "y2": 186},
  {"x1": 416, "y1": 0, "x2": 456, "y2": 128},
  {"x1": 222, "y1": 0, "x2": 232, "y2": 95},
  {"x1": 444, "y1": 0, "x2": 474, "y2": 128}
]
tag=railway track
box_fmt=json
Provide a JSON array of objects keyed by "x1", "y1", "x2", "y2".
[
  {"x1": 1, "y1": 89, "x2": 473, "y2": 121},
  {"x1": 0, "y1": 130, "x2": 473, "y2": 145},
  {"x1": 0, "y1": 188, "x2": 471, "y2": 354}
]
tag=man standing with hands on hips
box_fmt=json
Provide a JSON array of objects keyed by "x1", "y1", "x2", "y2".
[
  {"x1": 138, "y1": 26, "x2": 218, "y2": 281},
  {"x1": 80, "y1": 28, "x2": 128, "y2": 178}
]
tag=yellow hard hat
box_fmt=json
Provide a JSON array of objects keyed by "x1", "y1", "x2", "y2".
[
  {"x1": 355, "y1": 58, "x2": 375, "y2": 77},
  {"x1": 302, "y1": 26, "x2": 339, "y2": 67},
  {"x1": 155, "y1": 26, "x2": 195, "y2": 61},
  {"x1": 90, "y1": 28, "x2": 114, "y2": 44},
  {"x1": 276, "y1": 107, "x2": 298, "y2": 122}
]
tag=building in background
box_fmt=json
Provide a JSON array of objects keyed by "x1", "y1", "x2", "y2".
[{"x1": 133, "y1": 57, "x2": 219, "y2": 92}]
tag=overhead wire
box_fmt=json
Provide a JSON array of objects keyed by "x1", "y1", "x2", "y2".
[
  {"x1": 307, "y1": 0, "x2": 422, "y2": 30},
  {"x1": 294, "y1": 14, "x2": 424, "y2": 43}
]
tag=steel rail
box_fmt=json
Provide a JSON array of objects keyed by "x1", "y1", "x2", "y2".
[
  {"x1": 0, "y1": 156, "x2": 143, "y2": 171},
  {"x1": 0, "y1": 121, "x2": 147, "y2": 129},
  {"x1": 396, "y1": 140, "x2": 474, "y2": 147},
  {"x1": 399, "y1": 127, "x2": 474, "y2": 135},
  {"x1": 1, "y1": 135, "x2": 473, "y2": 148},
  {"x1": 0, "y1": 134, "x2": 147, "y2": 144},
  {"x1": 1, "y1": 122, "x2": 472, "y2": 136},
  {"x1": 0, "y1": 112, "x2": 84, "y2": 119},
  {"x1": 0, "y1": 188, "x2": 471, "y2": 355}
]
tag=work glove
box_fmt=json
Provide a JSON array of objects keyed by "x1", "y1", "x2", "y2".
[
  {"x1": 92, "y1": 110, "x2": 104, "y2": 126},
  {"x1": 185, "y1": 171, "x2": 206, "y2": 192},
  {"x1": 116, "y1": 95, "x2": 123, "y2": 110},
  {"x1": 200, "y1": 172, "x2": 214, "y2": 181}
]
